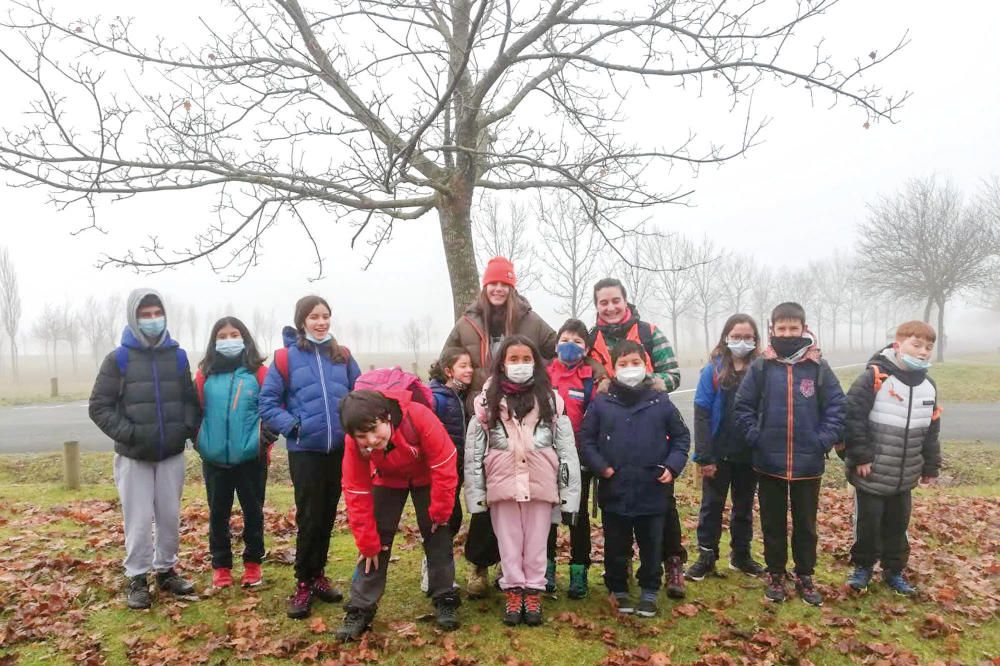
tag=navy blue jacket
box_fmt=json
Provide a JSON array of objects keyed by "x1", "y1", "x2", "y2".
[
  {"x1": 429, "y1": 379, "x2": 467, "y2": 453},
  {"x1": 733, "y1": 355, "x2": 846, "y2": 480},
  {"x1": 580, "y1": 384, "x2": 690, "y2": 517},
  {"x1": 258, "y1": 327, "x2": 361, "y2": 453}
]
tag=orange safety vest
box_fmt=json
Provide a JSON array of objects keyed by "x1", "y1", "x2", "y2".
[{"x1": 588, "y1": 322, "x2": 655, "y2": 377}]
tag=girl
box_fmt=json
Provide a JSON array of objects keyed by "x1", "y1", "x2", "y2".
[
  {"x1": 464, "y1": 335, "x2": 580, "y2": 627},
  {"x1": 259, "y1": 295, "x2": 361, "y2": 619},
  {"x1": 195, "y1": 317, "x2": 274, "y2": 589},
  {"x1": 688, "y1": 314, "x2": 765, "y2": 580}
]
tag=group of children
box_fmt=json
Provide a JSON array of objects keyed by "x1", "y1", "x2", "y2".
[{"x1": 89, "y1": 262, "x2": 942, "y2": 643}]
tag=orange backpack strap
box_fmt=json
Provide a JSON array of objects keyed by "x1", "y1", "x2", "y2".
[{"x1": 869, "y1": 364, "x2": 889, "y2": 393}]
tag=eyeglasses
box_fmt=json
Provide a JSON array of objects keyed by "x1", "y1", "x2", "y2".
[{"x1": 727, "y1": 335, "x2": 756, "y2": 343}]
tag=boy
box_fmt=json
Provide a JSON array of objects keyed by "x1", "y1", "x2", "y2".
[
  {"x1": 545, "y1": 318, "x2": 607, "y2": 598},
  {"x1": 336, "y1": 389, "x2": 460, "y2": 641},
  {"x1": 89, "y1": 289, "x2": 201, "y2": 609},
  {"x1": 580, "y1": 341, "x2": 690, "y2": 618},
  {"x1": 734, "y1": 302, "x2": 846, "y2": 606},
  {"x1": 843, "y1": 321, "x2": 941, "y2": 595}
]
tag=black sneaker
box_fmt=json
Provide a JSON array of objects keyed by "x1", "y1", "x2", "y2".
[
  {"x1": 613, "y1": 593, "x2": 635, "y2": 615},
  {"x1": 794, "y1": 574, "x2": 823, "y2": 606},
  {"x1": 730, "y1": 552, "x2": 765, "y2": 577},
  {"x1": 764, "y1": 572, "x2": 787, "y2": 603},
  {"x1": 126, "y1": 574, "x2": 152, "y2": 610},
  {"x1": 434, "y1": 592, "x2": 461, "y2": 631},
  {"x1": 156, "y1": 569, "x2": 195, "y2": 596},
  {"x1": 685, "y1": 549, "x2": 718, "y2": 581},
  {"x1": 665, "y1": 556, "x2": 686, "y2": 599},
  {"x1": 310, "y1": 574, "x2": 343, "y2": 603},
  {"x1": 635, "y1": 598, "x2": 658, "y2": 618},
  {"x1": 335, "y1": 607, "x2": 375, "y2": 642}
]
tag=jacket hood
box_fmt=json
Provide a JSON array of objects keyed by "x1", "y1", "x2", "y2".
[
  {"x1": 870, "y1": 345, "x2": 928, "y2": 387},
  {"x1": 120, "y1": 325, "x2": 179, "y2": 351},
  {"x1": 126, "y1": 287, "x2": 169, "y2": 348},
  {"x1": 281, "y1": 325, "x2": 300, "y2": 348}
]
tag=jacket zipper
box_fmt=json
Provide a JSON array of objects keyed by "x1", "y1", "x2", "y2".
[
  {"x1": 151, "y1": 356, "x2": 166, "y2": 460},
  {"x1": 314, "y1": 348, "x2": 333, "y2": 452},
  {"x1": 224, "y1": 373, "x2": 237, "y2": 466},
  {"x1": 897, "y1": 383, "x2": 914, "y2": 492},
  {"x1": 786, "y1": 365, "x2": 794, "y2": 479}
]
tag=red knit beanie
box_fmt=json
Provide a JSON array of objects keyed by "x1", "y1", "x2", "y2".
[{"x1": 482, "y1": 256, "x2": 517, "y2": 288}]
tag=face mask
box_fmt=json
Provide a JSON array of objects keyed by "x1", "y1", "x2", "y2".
[
  {"x1": 556, "y1": 341, "x2": 585, "y2": 365},
  {"x1": 900, "y1": 353, "x2": 932, "y2": 371},
  {"x1": 306, "y1": 332, "x2": 333, "y2": 344},
  {"x1": 138, "y1": 317, "x2": 165, "y2": 338},
  {"x1": 616, "y1": 366, "x2": 646, "y2": 387},
  {"x1": 504, "y1": 363, "x2": 535, "y2": 384},
  {"x1": 727, "y1": 340, "x2": 755, "y2": 358},
  {"x1": 215, "y1": 339, "x2": 245, "y2": 358},
  {"x1": 770, "y1": 336, "x2": 810, "y2": 359}
]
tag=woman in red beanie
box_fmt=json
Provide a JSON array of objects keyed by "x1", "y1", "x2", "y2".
[{"x1": 441, "y1": 256, "x2": 558, "y2": 596}]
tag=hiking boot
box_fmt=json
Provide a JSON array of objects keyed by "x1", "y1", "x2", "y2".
[
  {"x1": 126, "y1": 574, "x2": 152, "y2": 610},
  {"x1": 420, "y1": 556, "x2": 429, "y2": 594},
  {"x1": 434, "y1": 591, "x2": 460, "y2": 631},
  {"x1": 156, "y1": 569, "x2": 195, "y2": 596},
  {"x1": 544, "y1": 559, "x2": 556, "y2": 593},
  {"x1": 467, "y1": 566, "x2": 489, "y2": 598},
  {"x1": 567, "y1": 564, "x2": 589, "y2": 600},
  {"x1": 311, "y1": 574, "x2": 343, "y2": 603},
  {"x1": 212, "y1": 568, "x2": 233, "y2": 589},
  {"x1": 685, "y1": 548, "x2": 718, "y2": 581},
  {"x1": 884, "y1": 570, "x2": 917, "y2": 596},
  {"x1": 764, "y1": 572, "x2": 787, "y2": 603},
  {"x1": 502, "y1": 587, "x2": 524, "y2": 626},
  {"x1": 846, "y1": 566, "x2": 873, "y2": 592},
  {"x1": 636, "y1": 597, "x2": 658, "y2": 618},
  {"x1": 286, "y1": 580, "x2": 313, "y2": 619},
  {"x1": 730, "y1": 552, "x2": 765, "y2": 577},
  {"x1": 241, "y1": 562, "x2": 262, "y2": 588},
  {"x1": 613, "y1": 592, "x2": 635, "y2": 615},
  {"x1": 522, "y1": 588, "x2": 543, "y2": 626},
  {"x1": 665, "y1": 556, "x2": 685, "y2": 599},
  {"x1": 335, "y1": 607, "x2": 375, "y2": 642},
  {"x1": 794, "y1": 574, "x2": 823, "y2": 606}
]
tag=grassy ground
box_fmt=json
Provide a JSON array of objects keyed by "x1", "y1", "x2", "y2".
[
  {"x1": 0, "y1": 446, "x2": 998, "y2": 666},
  {"x1": 834, "y1": 360, "x2": 1000, "y2": 403}
]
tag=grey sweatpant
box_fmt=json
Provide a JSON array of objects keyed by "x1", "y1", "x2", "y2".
[{"x1": 113, "y1": 452, "x2": 186, "y2": 577}]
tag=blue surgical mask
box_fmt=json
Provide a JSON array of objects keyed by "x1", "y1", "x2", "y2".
[
  {"x1": 557, "y1": 341, "x2": 585, "y2": 365},
  {"x1": 138, "y1": 317, "x2": 165, "y2": 338},
  {"x1": 900, "y1": 353, "x2": 931, "y2": 371},
  {"x1": 215, "y1": 339, "x2": 245, "y2": 358},
  {"x1": 306, "y1": 333, "x2": 333, "y2": 344}
]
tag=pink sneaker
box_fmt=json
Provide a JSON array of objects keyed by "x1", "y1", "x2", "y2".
[{"x1": 241, "y1": 562, "x2": 262, "y2": 587}]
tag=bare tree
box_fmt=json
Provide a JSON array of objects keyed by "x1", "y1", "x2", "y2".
[
  {"x1": 750, "y1": 265, "x2": 775, "y2": 331},
  {"x1": 0, "y1": 246, "x2": 21, "y2": 378},
  {"x1": 646, "y1": 234, "x2": 695, "y2": 352},
  {"x1": 56, "y1": 302, "x2": 82, "y2": 375},
  {"x1": 722, "y1": 254, "x2": 755, "y2": 313},
  {"x1": 0, "y1": 1, "x2": 908, "y2": 319},
  {"x1": 186, "y1": 305, "x2": 199, "y2": 351},
  {"x1": 688, "y1": 236, "x2": 726, "y2": 353},
  {"x1": 81, "y1": 296, "x2": 109, "y2": 367},
  {"x1": 34, "y1": 303, "x2": 61, "y2": 374},
  {"x1": 474, "y1": 196, "x2": 539, "y2": 293},
  {"x1": 537, "y1": 193, "x2": 600, "y2": 319},
  {"x1": 102, "y1": 294, "x2": 123, "y2": 352},
  {"x1": 603, "y1": 232, "x2": 654, "y2": 314},
  {"x1": 401, "y1": 319, "x2": 422, "y2": 365},
  {"x1": 857, "y1": 177, "x2": 999, "y2": 361},
  {"x1": 813, "y1": 252, "x2": 851, "y2": 350}
]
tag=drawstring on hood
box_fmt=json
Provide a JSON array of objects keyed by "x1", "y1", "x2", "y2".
[{"x1": 126, "y1": 288, "x2": 168, "y2": 349}]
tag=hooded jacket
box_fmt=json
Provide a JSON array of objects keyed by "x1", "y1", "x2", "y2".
[
  {"x1": 429, "y1": 379, "x2": 467, "y2": 453},
  {"x1": 546, "y1": 357, "x2": 606, "y2": 441},
  {"x1": 194, "y1": 362, "x2": 270, "y2": 466},
  {"x1": 588, "y1": 304, "x2": 681, "y2": 392},
  {"x1": 692, "y1": 357, "x2": 753, "y2": 464},
  {"x1": 844, "y1": 346, "x2": 942, "y2": 495},
  {"x1": 341, "y1": 391, "x2": 459, "y2": 558},
  {"x1": 88, "y1": 288, "x2": 200, "y2": 462},
  {"x1": 258, "y1": 326, "x2": 362, "y2": 453}
]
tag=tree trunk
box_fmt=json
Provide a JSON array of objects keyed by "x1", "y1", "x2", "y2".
[
  {"x1": 437, "y1": 193, "x2": 480, "y2": 322},
  {"x1": 936, "y1": 294, "x2": 946, "y2": 362},
  {"x1": 8, "y1": 339, "x2": 15, "y2": 380},
  {"x1": 671, "y1": 314, "x2": 680, "y2": 355},
  {"x1": 703, "y1": 312, "x2": 710, "y2": 354},
  {"x1": 922, "y1": 296, "x2": 933, "y2": 322}
]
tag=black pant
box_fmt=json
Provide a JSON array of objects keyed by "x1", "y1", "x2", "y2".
[
  {"x1": 288, "y1": 449, "x2": 343, "y2": 582},
  {"x1": 464, "y1": 511, "x2": 500, "y2": 568},
  {"x1": 547, "y1": 470, "x2": 593, "y2": 566},
  {"x1": 757, "y1": 475, "x2": 821, "y2": 576},
  {"x1": 850, "y1": 489, "x2": 912, "y2": 572},
  {"x1": 448, "y1": 453, "x2": 464, "y2": 537},
  {"x1": 203, "y1": 458, "x2": 268, "y2": 569},
  {"x1": 695, "y1": 461, "x2": 757, "y2": 556},
  {"x1": 347, "y1": 486, "x2": 456, "y2": 611},
  {"x1": 603, "y1": 512, "x2": 665, "y2": 593},
  {"x1": 660, "y1": 483, "x2": 686, "y2": 572}
]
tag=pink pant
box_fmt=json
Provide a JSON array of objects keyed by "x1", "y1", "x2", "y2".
[{"x1": 490, "y1": 500, "x2": 552, "y2": 590}]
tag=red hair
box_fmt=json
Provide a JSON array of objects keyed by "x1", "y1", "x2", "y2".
[{"x1": 895, "y1": 320, "x2": 936, "y2": 343}]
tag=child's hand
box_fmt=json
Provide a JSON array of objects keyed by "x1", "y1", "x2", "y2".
[
  {"x1": 358, "y1": 547, "x2": 387, "y2": 574},
  {"x1": 700, "y1": 464, "x2": 717, "y2": 479},
  {"x1": 430, "y1": 522, "x2": 448, "y2": 534},
  {"x1": 657, "y1": 468, "x2": 673, "y2": 484},
  {"x1": 855, "y1": 463, "x2": 872, "y2": 478},
  {"x1": 602, "y1": 467, "x2": 615, "y2": 479}
]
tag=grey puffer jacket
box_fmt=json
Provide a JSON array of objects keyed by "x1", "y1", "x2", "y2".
[{"x1": 844, "y1": 346, "x2": 941, "y2": 495}]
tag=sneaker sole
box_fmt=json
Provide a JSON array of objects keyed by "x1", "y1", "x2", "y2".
[
  {"x1": 635, "y1": 610, "x2": 657, "y2": 618},
  {"x1": 666, "y1": 590, "x2": 685, "y2": 599},
  {"x1": 335, "y1": 628, "x2": 370, "y2": 642},
  {"x1": 729, "y1": 563, "x2": 763, "y2": 576},
  {"x1": 763, "y1": 594, "x2": 786, "y2": 603},
  {"x1": 287, "y1": 609, "x2": 312, "y2": 619},
  {"x1": 313, "y1": 593, "x2": 344, "y2": 603},
  {"x1": 685, "y1": 572, "x2": 708, "y2": 581},
  {"x1": 616, "y1": 608, "x2": 635, "y2": 615},
  {"x1": 241, "y1": 581, "x2": 262, "y2": 588}
]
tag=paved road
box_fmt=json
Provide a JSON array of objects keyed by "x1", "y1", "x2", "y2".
[{"x1": 0, "y1": 365, "x2": 995, "y2": 453}]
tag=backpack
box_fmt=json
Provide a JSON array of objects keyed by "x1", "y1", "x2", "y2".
[
  {"x1": 354, "y1": 367, "x2": 433, "y2": 444},
  {"x1": 115, "y1": 345, "x2": 189, "y2": 396},
  {"x1": 272, "y1": 345, "x2": 352, "y2": 385}
]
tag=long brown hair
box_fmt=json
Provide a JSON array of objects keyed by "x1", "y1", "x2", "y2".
[
  {"x1": 429, "y1": 347, "x2": 472, "y2": 384},
  {"x1": 476, "y1": 286, "x2": 522, "y2": 336},
  {"x1": 711, "y1": 313, "x2": 761, "y2": 389},
  {"x1": 198, "y1": 316, "x2": 267, "y2": 375},
  {"x1": 293, "y1": 295, "x2": 349, "y2": 364},
  {"x1": 484, "y1": 335, "x2": 555, "y2": 429}
]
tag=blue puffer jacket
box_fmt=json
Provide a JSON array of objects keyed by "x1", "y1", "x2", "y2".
[
  {"x1": 733, "y1": 354, "x2": 846, "y2": 480},
  {"x1": 429, "y1": 379, "x2": 466, "y2": 453},
  {"x1": 196, "y1": 365, "x2": 268, "y2": 466},
  {"x1": 258, "y1": 327, "x2": 361, "y2": 453},
  {"x1": 693, "y1": 358, "x2": 751, "y2": 464},
  {"x1": 579, "y1": 383, "x2": 690, "y2": 517}
]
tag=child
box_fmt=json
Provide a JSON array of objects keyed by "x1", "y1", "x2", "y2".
[
  {"x1": 580, "y1": 340, "x2": 690, "y2": 619},
  {"x1": 88, "y1": 288, "x2": 200, "y2": 609},
  {"x1": 734, "y1": 302, "x2": 846, "y2": 606},
  {"x1": 688, "y1": 314, "x2": 765, "y2": 581},
  {"x1": 258, "y1": 295, "x2": 362, "y2": 619},
  {"x1": 335, "y1": 389, "x2": 461, "y2": 641},
  {"x1": 545, "y1": 318, "x2": 606, "y2": 598},
  {"x1": 194, "y1": 317, "x2": 276, "y2": 589},
  {"x1": 465, "y1": 335, "x2": 581, "y2": 627},
  {"x1": 843, "y1": 321, "x2": 941, "y2": 596}
]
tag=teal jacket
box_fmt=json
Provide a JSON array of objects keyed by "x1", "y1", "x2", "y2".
[{"x1": 195, "y1": 365, "x2": 269, "y2": 466}]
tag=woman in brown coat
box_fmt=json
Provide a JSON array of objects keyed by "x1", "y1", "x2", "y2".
[{"x1": 440, "y1": 256, "x2": 557, "y2": 596}]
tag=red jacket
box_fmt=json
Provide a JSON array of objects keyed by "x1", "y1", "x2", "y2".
[
  {"x1": 342, "y1": 390, "x2": 458, "y2": 557},
  {"x1": 547, "y1": 358, "x2": 603, "y2": 440}
]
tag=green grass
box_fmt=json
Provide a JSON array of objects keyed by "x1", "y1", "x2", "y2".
[
  {"x1": 834, "y1": 361, "x2": 1000, "y2": 403},
  {"x1": 0, "y1": 446, "x2": 998, "y2": 665},
  {"x1": 0, "y1": 391, "x2": 90, "y2": 407}
]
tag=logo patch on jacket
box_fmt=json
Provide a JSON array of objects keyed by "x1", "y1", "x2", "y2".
[
  {"x1": 799, "y1": 378, "x2": 815, "y2": 398},
  {"x1": 567, "y1": 389, "x2": 585, "y2": 402}
]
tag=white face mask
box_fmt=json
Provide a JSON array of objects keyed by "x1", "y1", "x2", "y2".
[
  {"x1": 616, "y1": 366, "x2": 646, "y2": 387},
  {"x1": 504, "y1": 363, "x2": 535, "y2": 384},
  {"x1": 727, "y1": 340, "x2": 755, "y2": 358}
]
